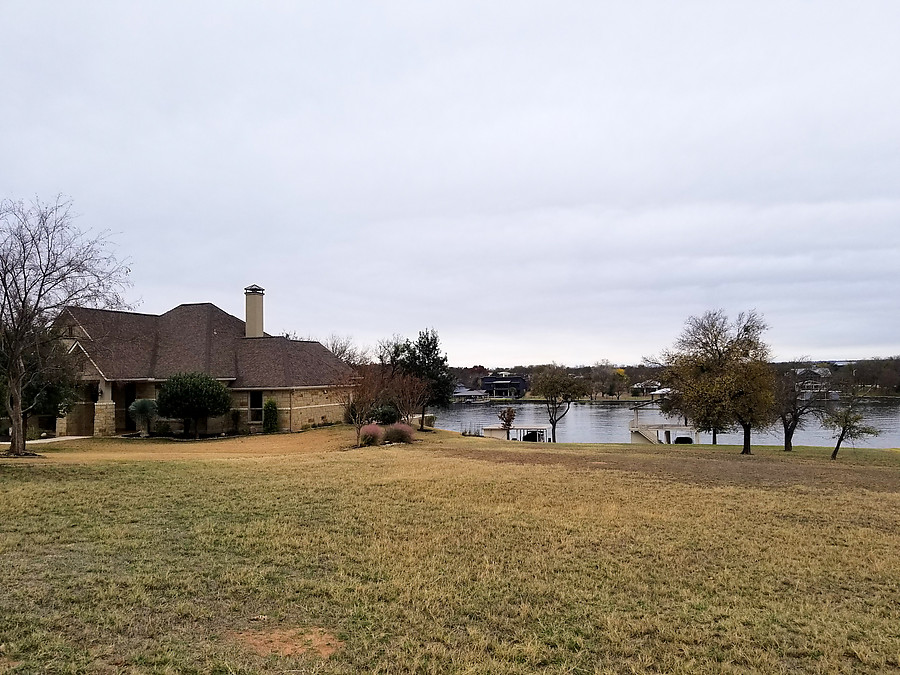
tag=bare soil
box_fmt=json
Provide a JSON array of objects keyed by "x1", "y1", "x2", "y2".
[{"x1": 229, "y1": 627, "x2": 343, "y2": 658}]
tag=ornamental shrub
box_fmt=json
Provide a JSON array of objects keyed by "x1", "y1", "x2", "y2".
[
  {"x1": 263, "y1": 398, "x2": 279, "y2": 433},
  {"x1": 359, "y1": 424, "x2": 384, "y2": 447},
  {"x1": 383, "y1": 423, "x2": 414, "y2": 444},
  {"x1": 157, "y1": 372, "x2": 232, "y2": 439},
  {"x1": 374, "y1": 404, "x2": 401, "y2": 425},
  {"x1": 128, "y1": 398, "x2": 158, "y2": 437}
]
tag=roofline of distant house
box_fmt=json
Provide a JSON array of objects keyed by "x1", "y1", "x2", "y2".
[
  {"x1": 234, "y1": 384, "x2": 352, "y2": 391},
  {"x1": 98, "y1": 377, "x2": 238, "y2": 383},
  {"x1": 83, "y1": 378, "x2": 350, "y2": 390},
  {"x1": 65, "y1": 305, "x2": 163, "y2": 318}
]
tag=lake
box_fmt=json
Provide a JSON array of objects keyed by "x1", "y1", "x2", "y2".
[{"x1": 434, "y1": 399, "x2": 900, "y2": 448}]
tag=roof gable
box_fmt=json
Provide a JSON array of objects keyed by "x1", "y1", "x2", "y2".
[{"x1": 60, "y1": 303, "x2": 351, "y2": 386}]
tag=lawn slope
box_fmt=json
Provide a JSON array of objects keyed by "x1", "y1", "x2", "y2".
[{"x1": 1, "y1": 429, "x2": 899, "y2": 673}]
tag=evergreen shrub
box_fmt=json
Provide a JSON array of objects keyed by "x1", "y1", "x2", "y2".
[
  {"x1": 374, "y1": 404, "x2": 401, "y2": 425},
  {"x1": 263, "y1": 399, "x2": 279, "y2": 433}
]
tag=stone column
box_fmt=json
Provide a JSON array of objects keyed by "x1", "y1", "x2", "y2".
[
  {"x1": 93, "y1": 403, "x2": 116, "y2": 436},
  {"x1": 93, "y1": 379, "x2": 116, "y2": 436}
]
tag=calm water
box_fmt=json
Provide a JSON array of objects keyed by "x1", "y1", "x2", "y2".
[{"x1": 435, "y1": 399, "x2": 900, "y2": 448}]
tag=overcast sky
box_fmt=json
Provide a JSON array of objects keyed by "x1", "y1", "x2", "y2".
[{"x1": 2, "y1": 2, "x2": 899, "y2": 367}]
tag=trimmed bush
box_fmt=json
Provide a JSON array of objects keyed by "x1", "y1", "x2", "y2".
[
  {"x1": 157, "y1": 372, "x2": 232, "y2": 439},
  {"x1": 359, "y1": 424, "x2": 384, "y2": 447},
  {"x1": 263, "y1": 399, "x2": 279, "y2": 433},
  {"x1": 374, "y1": 404, "x2": 401, "y2": 425},
  {"x1": 383, "y1": 423, "x2": 415, "y2": 444}
]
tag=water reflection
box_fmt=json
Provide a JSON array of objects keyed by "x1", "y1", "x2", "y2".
[{"x1": 435, "y1": 399, "x2": 900, "y2": 448}]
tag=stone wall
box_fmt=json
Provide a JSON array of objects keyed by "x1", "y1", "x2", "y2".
[
  {"x1": 57, "y1": 401, "x2": 96, "y2": 437},
  {"x1": 64, "y1": 383, "x2": 350, "y2": 437},
  {"x1": 230, "y1": 387, "x2": 350, "y2": 433},
  {"x1": 289, "y1": 387, "x2": 347, "y2": 431}
]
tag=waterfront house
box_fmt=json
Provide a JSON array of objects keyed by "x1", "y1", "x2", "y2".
[
  {"x1": 481, "y1": 372, "x2": 529, "y2": 399},
  {"x1": 452, "y1": 384, "x2": 489, "y2": 403},
  {"x1": 56, "y1": 285, "x2": 352, "y2": 436}
]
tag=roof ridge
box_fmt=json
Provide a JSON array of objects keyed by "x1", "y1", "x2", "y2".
[{"x1": 67, "y1": 306, "x2": 160, "y2": 318}]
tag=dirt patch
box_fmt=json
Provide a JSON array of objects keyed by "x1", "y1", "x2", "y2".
[
  {"x1": 436, "y1": 446, "x2": 900, "y2": 493},
  {"x1": 229, "y1": 627, "x2": 343, "y2": 659},
  {"x1": 0, "y1": 657, "x2": 24, "y2": 672}
]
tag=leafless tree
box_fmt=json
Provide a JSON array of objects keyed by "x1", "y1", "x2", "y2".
[
  {"x1": 323, "y1": 333, "x2": 372, "y2": 369},
  {"x1": 376, "y1": 334, "x2": 407, "y2": 378},
  {"x1": 0, "y1": 197, "x2": 129, "y2": 454},
  {"x1": 498, "y1": 407, "x2": 516, "y2": 440},
  {"x1": 388, "y1": 373, "x2": 430, "y2": 425},
  {"x1": 340, "y1": 365, "x2": 385, "y2": 446}
]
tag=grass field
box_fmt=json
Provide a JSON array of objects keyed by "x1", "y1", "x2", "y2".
[{"x1": 1, "y1": 429, "x2": 899, "y2": 674}]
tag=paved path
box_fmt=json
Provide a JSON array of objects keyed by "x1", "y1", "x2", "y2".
[{"x1": 25, "y1": 435, "x2": 91, "y2": 445}]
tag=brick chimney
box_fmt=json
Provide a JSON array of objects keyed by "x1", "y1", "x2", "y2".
[{"x1": 244, "y1": 284, "x2": 264, "y2": 337}]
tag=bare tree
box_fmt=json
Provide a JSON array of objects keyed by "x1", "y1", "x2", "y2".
[
  {"x1": 498, "y1": 407, "x2": 516, "y2": 440},
  {"x1": 0, "y1": 197, "x2": 129, "y2": 455},
  {"x1": 323, "y1": 333, "x2": 372, "y2": 369},
  {"x1": 388, "y1": 373, "x2": 430, "y2": 425},
  {"x1": 341, "y1": 366, "x2": 384, "y2": 446},
  {"x1": 376, "y1": 334, "x2": 407, "y2": 378}
]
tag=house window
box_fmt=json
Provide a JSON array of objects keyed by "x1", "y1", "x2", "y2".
[{"x1": 249, "y1": 391, "x2": 263, "y2": 422}]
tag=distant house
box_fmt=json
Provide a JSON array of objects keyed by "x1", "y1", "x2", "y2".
[
  {"x1": 481, "y1": 372, "x2": 529, "y2": 399},
  {"x1": 452, "y1": 384, "x2": 489, "y2": 403},
  {"x1": 793, "y1": 367, "x2": 832, "y2": 393},
  {"x1": 56, "y1": 285, "x2": 352, "y2": 436},
  {"x1": 631, "y1": 380, "x2": 661, "y2": 397}
]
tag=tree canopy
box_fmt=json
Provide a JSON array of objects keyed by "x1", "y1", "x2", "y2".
[
  {"x1": 659, "y1": 310, "x2": 774, "y2": 454},
  {"x1": 531, "y1": 365, "x2": 589, "y2": 442}
]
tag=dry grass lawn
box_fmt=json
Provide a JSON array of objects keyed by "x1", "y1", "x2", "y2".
[{"x1": 1, "y1": 428, "x2": 899, "y2": 673}]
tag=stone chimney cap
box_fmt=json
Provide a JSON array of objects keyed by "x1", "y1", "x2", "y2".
[{"x1": 244, "y1": 284, "x2": 265, "y2": 294}]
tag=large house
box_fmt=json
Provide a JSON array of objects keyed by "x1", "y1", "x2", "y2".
[
  {"x1": 56, "y1": 285, "x2": 352, "y2": 436},
  {"x1": 480, "y1": 372, "x2": 529, "y2": 399}
]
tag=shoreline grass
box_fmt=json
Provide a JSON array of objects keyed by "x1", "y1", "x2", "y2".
[{"x1": 2, "y1": 428, "x2": 899, "y2": 673}]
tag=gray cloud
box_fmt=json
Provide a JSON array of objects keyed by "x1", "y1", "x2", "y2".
[{"x1": 2, "y1": 1, "x2": 899, "y2": 366}]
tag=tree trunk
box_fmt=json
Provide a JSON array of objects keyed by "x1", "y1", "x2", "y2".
[
  {"x1": 712, "y1": 428, "x2": 718, "y2": 445},
  {"x1": 831, "y1": 430, "x2": 846, "y2": 460},
  {"x1": 8, "y1": 360, "x2": 26, "y2": 456},
  {"x1": 419, "y1": 403, "x2": 426, "y2": 431},
  {"x1": 550, "y1": 421, "x2": 557, "y2": 443},
  {"x1": 740, "y1": 423, "x2": 752, "y2": 455},
  {"x1": 783, "y1": 420, "x2": 796, "y2": 452},
  {"x1": 193, "y1": 417, "x2": 200, "y2": 440}
]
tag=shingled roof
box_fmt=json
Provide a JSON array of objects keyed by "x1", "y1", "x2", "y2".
[{"x1": 62, "y1": 303, "x2": 352, "y2": 387}]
